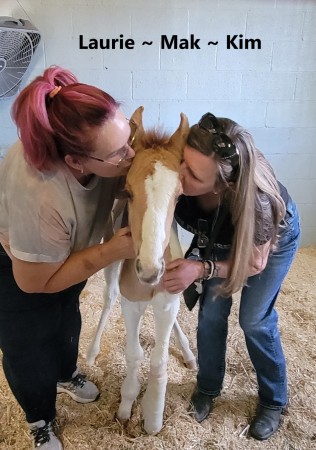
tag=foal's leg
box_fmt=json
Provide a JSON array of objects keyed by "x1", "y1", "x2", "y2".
[
  {"x1": 117, "y1": 297, "x2": 148, "y2": 422},
  {"x1": 86, "y1": 261, "x2": 121, "y2": 366},
  {"x1": 172, "y1": 318, "x2": 197, "y2": 369},
  {"x1": 168, "y1": 221, "x2": 196, "y2": 369},
  {"x1": 141, "y1": 292, "x2": 179, "y2": 435}
]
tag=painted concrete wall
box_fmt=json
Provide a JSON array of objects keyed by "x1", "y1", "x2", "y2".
[{"x1": 0, "y1": 0, "x2": 315, "y2": 246}]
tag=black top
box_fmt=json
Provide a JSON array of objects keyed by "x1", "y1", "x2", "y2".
[{"x1": 175, "y1": 182, "x2": 290, "y2": 256}]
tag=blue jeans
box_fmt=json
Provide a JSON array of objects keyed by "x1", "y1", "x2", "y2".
[{"x1": 196, "y1": 199, "x2": 300, "y2": 409}]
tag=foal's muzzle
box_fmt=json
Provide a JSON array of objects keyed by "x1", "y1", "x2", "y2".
[{"x1": 135, "y1": 257, "x2": 165, "y2": 285}]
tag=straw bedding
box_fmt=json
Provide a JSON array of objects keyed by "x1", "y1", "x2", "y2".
[{"x1": 0, "y1": 247, "x2": 315, "y2": 450}]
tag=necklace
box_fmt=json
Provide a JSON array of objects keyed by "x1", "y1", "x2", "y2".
[
  {"x1": 211, "y1": 199, "x2": 221, "y2": 232},
  {"x1": 197, "y1": 197, "x2": 221, "y2": 248}
]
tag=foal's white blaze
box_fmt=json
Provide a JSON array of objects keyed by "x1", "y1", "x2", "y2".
[{"x1": 137, "y1": 161, "x2": 178, "y2": 283}]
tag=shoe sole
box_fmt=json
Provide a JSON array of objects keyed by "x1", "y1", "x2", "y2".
[
  {"x1": 249, "y1": 419, "x2": 281, "y2": 440},
  {"x1": 57, "y1": 386, "x2": 100, "y2": 403},
  {"x1": 250, "y1": 430, "x2": 278, "y2": 441}
]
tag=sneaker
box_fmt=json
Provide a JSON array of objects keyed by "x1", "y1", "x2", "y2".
[
  {"x1": 57, "y1": 372, "x2": 99, "y2": 403},
  {"x1": 28, "y1": 420, "x2": 62, "y2": 450}
]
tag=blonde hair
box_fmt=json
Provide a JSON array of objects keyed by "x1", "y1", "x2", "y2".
[{"x1": 188, "y1": 118, "x2": 286, "y2": 297}]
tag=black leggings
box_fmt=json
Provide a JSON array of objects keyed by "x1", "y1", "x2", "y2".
[{"x1": 0, "y1": 245, "x2": 86, "y2": 423}]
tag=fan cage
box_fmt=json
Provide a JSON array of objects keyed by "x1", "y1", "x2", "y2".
[{"x1": 0, "y1": 18, "x2": 41, "y2": 98}]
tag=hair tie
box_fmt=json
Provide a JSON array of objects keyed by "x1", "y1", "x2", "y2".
[{"x1": 49, "y1": 86, "x2": 62, "y2": 99}]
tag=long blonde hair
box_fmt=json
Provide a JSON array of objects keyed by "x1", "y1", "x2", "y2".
[{"x1": 188, "y1": 118, "x2": 286, "y2": 297}]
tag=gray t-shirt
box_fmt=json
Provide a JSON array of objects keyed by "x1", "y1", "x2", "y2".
[{"x1": 0, "y1": 141, "x2": 122, "y2": 263}]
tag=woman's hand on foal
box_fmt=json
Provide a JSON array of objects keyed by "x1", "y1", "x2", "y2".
[
  {"x1": 162, "y1": 258, "x2": 203, "y2": 294},
  {"x1": 108, "y1": 227, "x2": 136, "y2": 260}
]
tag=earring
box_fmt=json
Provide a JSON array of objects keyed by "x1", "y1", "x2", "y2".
[{"x1": 80, "y1": 166, "x2": 84, "y2": 174}]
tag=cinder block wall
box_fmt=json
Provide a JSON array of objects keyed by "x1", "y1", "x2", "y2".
[{"x1": 1, "y1": 0, "x2": 315, "y2": 246}]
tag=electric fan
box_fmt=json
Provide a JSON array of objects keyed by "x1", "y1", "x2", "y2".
[{"x1": 0, "y1": 16, "x2": 41, "y2": 98}]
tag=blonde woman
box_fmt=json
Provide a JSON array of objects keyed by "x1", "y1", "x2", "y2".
[{"x1": 163, "y1": 113, "x2": 300, "y2": 441}]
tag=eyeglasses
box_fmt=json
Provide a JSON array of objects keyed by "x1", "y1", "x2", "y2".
[
  {"x1": 83, "y1": 119, "x2": 137, "y2": 167},
  {"x1": 198, "y1": 113, "x2": 239, "y2": 171}
]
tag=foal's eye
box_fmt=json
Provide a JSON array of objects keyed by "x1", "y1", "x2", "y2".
[
  {"x1": 115, "y1": 189, "x2": 132, "y2": 200},
  {"x1": 123, "y1": 183, "x2": 133, "y2": 201},
  {"x1": 126, "y1": 190, "x2": 133, "y2": 201}
]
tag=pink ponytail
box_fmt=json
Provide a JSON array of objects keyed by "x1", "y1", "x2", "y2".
[{"x1": 11, "y1": 66, "x2": 119, "y2": 170}]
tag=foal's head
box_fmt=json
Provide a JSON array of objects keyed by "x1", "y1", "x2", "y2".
[{"x1": 125, "y1": 107, "x2": 189, "y2": 285}]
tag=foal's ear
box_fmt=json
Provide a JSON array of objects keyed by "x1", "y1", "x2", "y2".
[
  {"x1": 130, "y1": 106, "x2": 145, "y2": 152},
  {"x1": 130, "y1": 106, "x2": 144, "y2": 129},
  {"x1": 168, "y1": 113, "x2": 189, "y2": 158}
]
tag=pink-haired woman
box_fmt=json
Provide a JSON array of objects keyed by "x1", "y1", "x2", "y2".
[{"x1": 0, "y1": 66, "x2": 136, "y2": 449}]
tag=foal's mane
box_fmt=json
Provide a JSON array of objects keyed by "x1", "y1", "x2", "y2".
[{"x1": 141, "y1": 129, "x2": 170, "y2": 149}]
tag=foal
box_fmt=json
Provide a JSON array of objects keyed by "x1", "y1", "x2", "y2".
[{"x1": 87, "y1": 107, "x2": 196, "y2": 434}]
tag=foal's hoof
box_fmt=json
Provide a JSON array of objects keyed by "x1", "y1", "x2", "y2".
[
  {"x1": 143, "y1": 419, "x2": 162, "y2": 435},
  {"x1": 115, "y1": 413, "x2": 129, "y2": 426}
]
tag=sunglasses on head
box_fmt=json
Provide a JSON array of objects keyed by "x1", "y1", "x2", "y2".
[{"x1": 198, "y1": 113, "x2": 240, "y2": 173}]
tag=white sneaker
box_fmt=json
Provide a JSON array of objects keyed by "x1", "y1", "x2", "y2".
[
  {"x1": 57, "y1": 372, "x2": 99, "y2": 403},
  {"x1": 28, "y1": 420, "x2": 62, "y2": 450}
]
